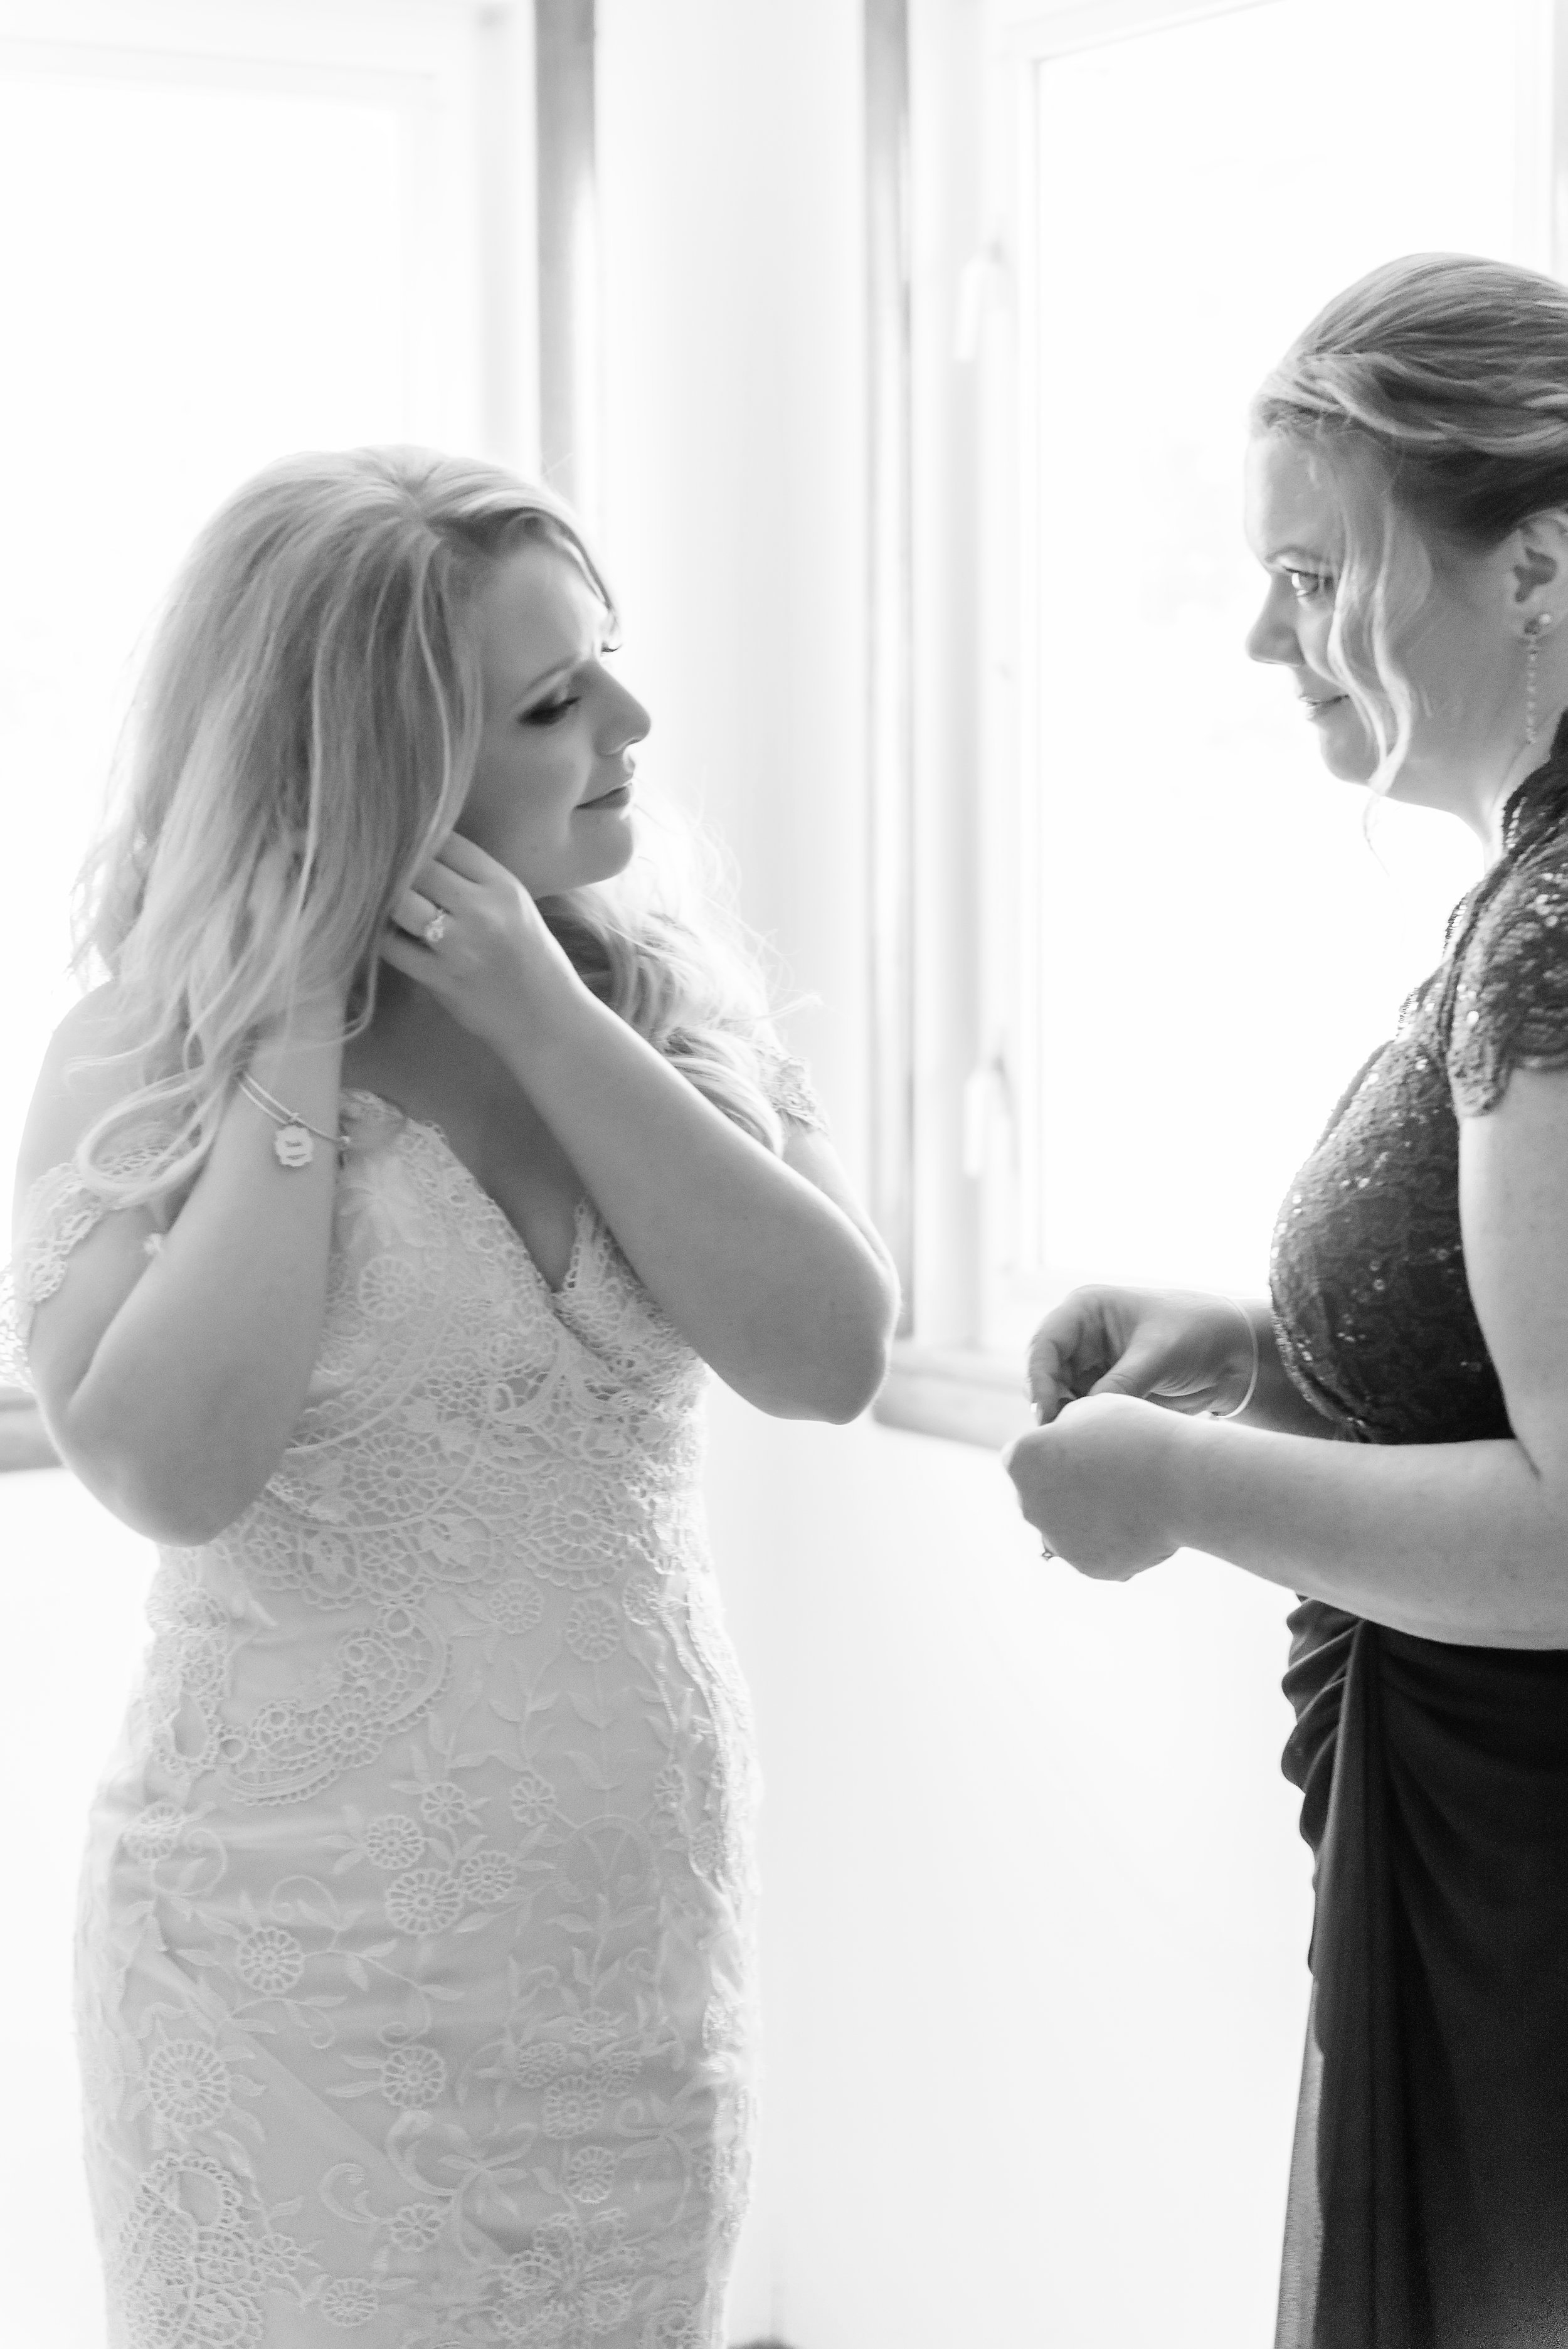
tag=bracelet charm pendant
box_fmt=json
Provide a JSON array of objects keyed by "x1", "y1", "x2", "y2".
[
  {"x1": 238, "y1": 1071, "x2": 346, "y2": 1167},
  {"x1": 273, "y1": 1122, "x2": 315, "y2": 1169}
]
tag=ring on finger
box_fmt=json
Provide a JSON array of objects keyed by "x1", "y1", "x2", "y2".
[{"x1": 422, "y1": 909, "x2": 449, "y2": 949}]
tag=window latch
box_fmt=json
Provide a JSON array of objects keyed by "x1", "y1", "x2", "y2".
[
  {"x1": 962, "y1": 1046, "x2": 1014, "y2": 1179},
  {"x1": 955, "y1": 240, "x2": 1008, "y2": 364}
]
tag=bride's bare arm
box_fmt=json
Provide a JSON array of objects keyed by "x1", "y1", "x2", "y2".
[
  {"x1": 382, "y1": 837, "x2": 899, "y2": 1423},
  {"x1": 507, "y1": 999, "x2": 897, "y2": 1419},
  {"x1": 16, "y1": 989, "x2": 346, "y2": 1545}
]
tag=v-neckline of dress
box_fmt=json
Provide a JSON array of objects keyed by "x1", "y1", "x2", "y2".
[{"x1": 342, "y1": 1088, "x2": 596, "y2": 1305}]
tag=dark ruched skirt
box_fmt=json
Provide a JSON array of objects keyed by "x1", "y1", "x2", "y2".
[{"x1": 1276, "y1": 1600, "x2": 1568, "y2": 2349}]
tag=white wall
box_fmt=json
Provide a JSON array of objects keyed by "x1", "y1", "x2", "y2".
[
  {"x1": 0, "y1": 1470, "x2": 158, "y2": 2349},
  {"x1": 595, "y1": 4, "x2": 1314, "y2": 2344}
]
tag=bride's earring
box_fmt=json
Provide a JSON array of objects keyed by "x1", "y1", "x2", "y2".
[{"x1": 1526, "y1": 613, "x2": 1553, "y2": 745}]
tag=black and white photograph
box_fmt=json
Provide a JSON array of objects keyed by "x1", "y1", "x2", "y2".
[{"x1": 2, "y1": 4, "x2": 1566, "y2": 2346}]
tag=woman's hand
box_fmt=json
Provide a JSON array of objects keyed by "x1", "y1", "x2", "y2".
[
  {"x1": 1027, "y1": 1284, "x2": 1258, "y2": 1425},
  {"x1": 1003, "y1": 1394, "x2": 1186, "y2": 1580},
  {"x1": 379, "y1": 832, "x2": 580, "y2": 1053},
  {"x1": 377, "y1": 830, "x2": 895, "y2": 1423}
]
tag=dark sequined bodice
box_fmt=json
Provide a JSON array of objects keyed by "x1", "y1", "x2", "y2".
[{"x1": 1270, "y1": 768, "x2": 1568, "y2": 1448}]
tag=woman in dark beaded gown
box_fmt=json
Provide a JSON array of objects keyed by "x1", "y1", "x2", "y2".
[{"x1": 1005, "y1": 253, "x2": 1568, "y2": 2349}]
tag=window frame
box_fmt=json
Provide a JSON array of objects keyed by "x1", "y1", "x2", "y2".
[
  {"x1": 0, "y1": 0, "x2": 536, "y2": 459},
  {"x1": 872, "y1": 0, "x2": 1568, "y2": 1446}
]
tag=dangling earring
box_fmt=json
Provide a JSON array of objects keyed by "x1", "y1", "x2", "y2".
[{"x1": 1525, "y1": 613, "x2": 1553, "y2": 745}]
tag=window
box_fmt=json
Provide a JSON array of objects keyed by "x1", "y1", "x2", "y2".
[{"x1": 877, "y1": 0, "x2": 1555, "y2": 1441}]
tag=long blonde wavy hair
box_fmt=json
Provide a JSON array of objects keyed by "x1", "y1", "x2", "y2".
[
  {"x1": 74, "y1": 447, "x2": 788, "y2": 1202},
  {"x1": 1251, "y1": 252, "x2": 1568, "y2": 788}
]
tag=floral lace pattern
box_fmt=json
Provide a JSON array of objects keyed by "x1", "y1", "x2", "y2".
[
  {"x1": 755, "y1": 1049, "x2": 825, "y2": 1136},
  {"x1": 1269, "y1": 822, "x2": 1568, "y2": 1446},
  {"x1": 11, "y1": 1090, "x2": 763, "y2": 2348}
]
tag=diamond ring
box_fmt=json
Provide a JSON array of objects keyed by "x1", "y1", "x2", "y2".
[{"x1": 422, "y1": 910, "x2": 449, "y2": 949}]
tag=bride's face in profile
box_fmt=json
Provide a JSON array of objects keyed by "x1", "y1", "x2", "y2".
[
  {"x1": 1242, "y1": 430, "x2": 1546, "y2": 832},
  {"x1": 456, "y1": 538, "x2": 651, "y2": 897}
]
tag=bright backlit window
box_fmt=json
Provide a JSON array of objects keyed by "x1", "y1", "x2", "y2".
[{"x1": 889, "y1": 0, "x2": 1542, "y2": 1418}]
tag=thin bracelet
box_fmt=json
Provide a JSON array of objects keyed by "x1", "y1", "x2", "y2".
[
  {"x1": 237, "y1": 1073, "x2": 350, "y2": 1169},
  {"x1": 1210, "y1": 1296, "x2": 1261, "y2": 1421}
]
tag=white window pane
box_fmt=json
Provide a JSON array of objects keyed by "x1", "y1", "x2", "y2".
[{"x1": 988, "y1": 0, "x2": 1516, "y2": 1341}]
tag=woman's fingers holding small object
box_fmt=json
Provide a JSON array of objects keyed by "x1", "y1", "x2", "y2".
[{"x1": 1027, "y1": 1296, "x2": 1109, "y2": 1415}]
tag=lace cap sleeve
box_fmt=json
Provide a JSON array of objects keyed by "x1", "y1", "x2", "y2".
[
  {"x1": 758, "y1": 1046, "x2": 828, "y2": 1135},
  {"x1": 1, "y1": 1161, "x2": 127, "y2": 1391},
  {"x1": 0, "y1": 1267, "x2": 30, "y2": 1394},
  {"x1": 1448, "y1": 845, "x2": 1568, "y2": 1116},
  {"x1": 0, "y1": 1153, "x2": 167, "y2": 1391}
]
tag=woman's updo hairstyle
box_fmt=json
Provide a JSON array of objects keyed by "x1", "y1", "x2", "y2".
[{"x1": 1252, "y1": 253, "x2": 1568, "y2": 785}]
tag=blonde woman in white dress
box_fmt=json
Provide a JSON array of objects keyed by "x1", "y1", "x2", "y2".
[{"x1": 4, "y1": 449, "x2": 897, "y2": 2349}]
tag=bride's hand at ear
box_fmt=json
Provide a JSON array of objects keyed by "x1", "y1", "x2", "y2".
[{"x1": 379, "y1": 833, "x2": 581, "y2": 1051}]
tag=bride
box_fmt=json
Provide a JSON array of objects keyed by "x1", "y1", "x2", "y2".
[{"x1": 4, "y1": 447, "x2": 896, "y2": 2348}]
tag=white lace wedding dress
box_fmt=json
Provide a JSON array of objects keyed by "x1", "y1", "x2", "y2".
[{"x1": 4, "y1": 1087, "x2": 780, "y2": 2349}]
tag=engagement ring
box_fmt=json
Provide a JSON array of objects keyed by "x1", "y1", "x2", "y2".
[{"x1": 423, "y1": 910, "x2": 449, "y2": 949}]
